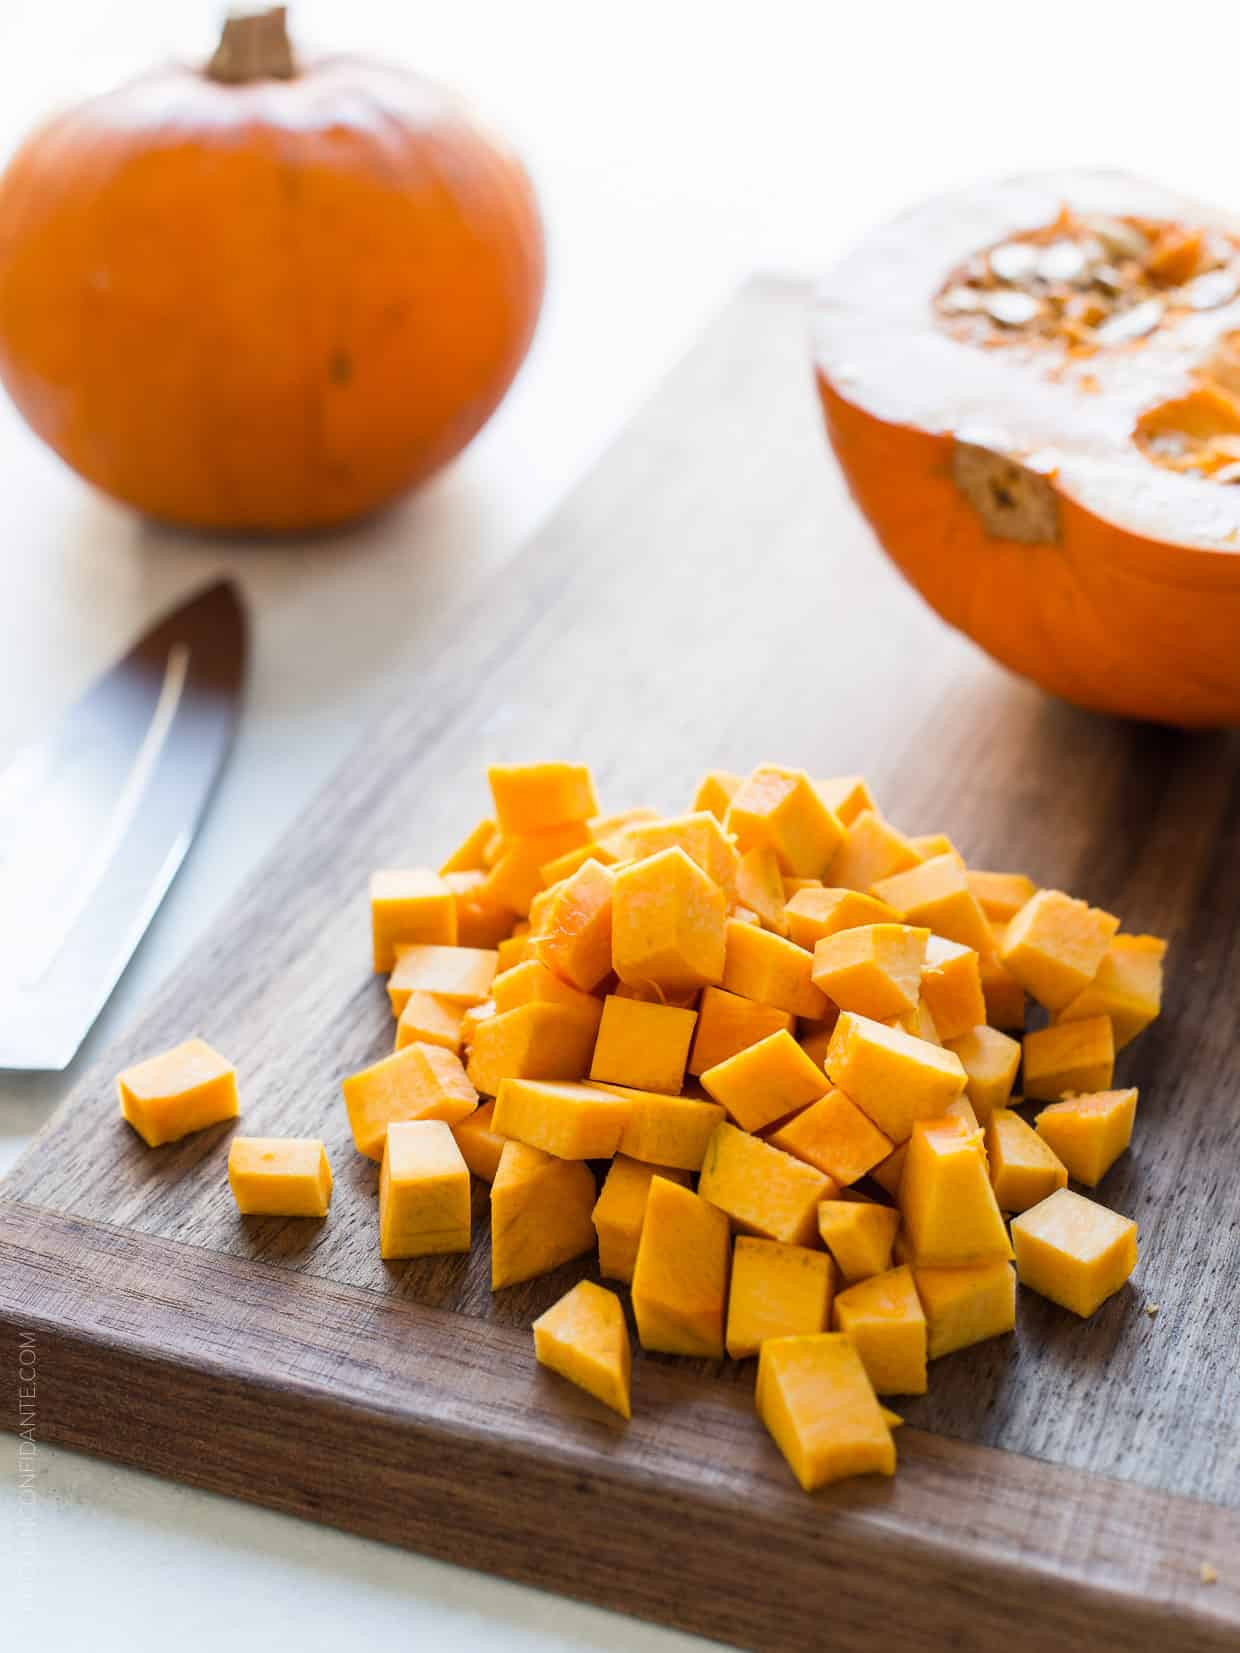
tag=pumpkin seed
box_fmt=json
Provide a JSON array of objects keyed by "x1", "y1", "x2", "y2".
[
  {"x1": 1082, "y1": 214, "x2": 1150, "y2": 261},
  {"x1": 1211, "y1": 461, "x2": 1240, "y2": 484},
  {"x1": 1037, "y1": 240, "x2": 1091, "y2": 284},
  {"x1": 940, "y1": 285, "x2": 987, "y2": 314},
  {"x1": 985, "y1": 290, "x2": 1042, "y2": 327},
  {"x1": 1093, "y1": 298, "x2": 1164, "y2": 345},
  {"x1": 1181, "y1": 268, "x2": 1239, "y2": 310},
  {"x1": 989, "y1": 242, "x2": 1039, "y2": 283}
]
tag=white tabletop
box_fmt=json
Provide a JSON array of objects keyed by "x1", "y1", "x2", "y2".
[{"x1": 1, "y1": 1, "x2": 1231, "y2": 1645}]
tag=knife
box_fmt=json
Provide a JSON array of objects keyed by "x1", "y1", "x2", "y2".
[{"x1": 0, "y1": 580, "x2": 247, "y2": 1071}]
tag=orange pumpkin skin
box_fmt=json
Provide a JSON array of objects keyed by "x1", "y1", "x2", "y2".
[
  {"x1": 0, "y1": 56, "x2": 544, "y2": 532},
  {"x1": 814, "y1": 172, "x2": 1240, "y2": 729}
]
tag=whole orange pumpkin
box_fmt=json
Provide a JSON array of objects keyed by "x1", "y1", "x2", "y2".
[{"x1": 0, "y1": 7, "x2": 545, "y2": 532}]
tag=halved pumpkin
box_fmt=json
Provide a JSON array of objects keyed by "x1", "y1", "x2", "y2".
[{"x1": 814, "y1": 170, "x2": 1240, "y2": 727}]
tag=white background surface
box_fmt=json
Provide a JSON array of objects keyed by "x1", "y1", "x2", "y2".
[{"x1": 0, "y1": 2, "x2": 1234, "y2": 1646}]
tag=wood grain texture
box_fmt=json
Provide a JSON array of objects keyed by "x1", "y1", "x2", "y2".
[{"x1": 2, "y1": 278, "x2": 1238, "y2": 1644}]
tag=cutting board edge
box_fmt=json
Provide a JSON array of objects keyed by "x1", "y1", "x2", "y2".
[{"x1": 2, "y1": 1198, "x2": 1235, "y2": 1653}]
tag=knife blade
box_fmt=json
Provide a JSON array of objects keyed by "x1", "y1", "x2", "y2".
[{"x1": 0, "y1": 580, "x2": 247, "y2": 1071}]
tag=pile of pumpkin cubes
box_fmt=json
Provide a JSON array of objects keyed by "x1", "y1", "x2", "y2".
[{"x1": 359, "y1": 762, "x2": 1164, "y2": 1491}]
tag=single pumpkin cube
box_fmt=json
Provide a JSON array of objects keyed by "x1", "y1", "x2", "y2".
[
  {"x1": 912, "y1": 1260, "x2": 1016, "y2": 1359},
  {"x1": 783, "y1": 886, "x2": 900, "y2": 952},
  {"x1": 816, "y1": 1200, "x2": 899, "y2": 1282},
  {"x1": 871, "y1": 855, "x2": 992, "y2": 954},
  {"x1": 539, "y1": 840, "x2": 607, "y2": 888},
  {"x1": 487, "y1": 761, "x2": 599, "y2": 837},
  {"x1": 886, "y1": 996, "x2": 942, "y2": 1046},
  {"x1": 379, "y1": 1119, "x2": 471, "y2": 1259},
  {"x1": 370, "y1": 868, "x2": 457, "y2": 971},
  {"x1": 870, "y1": 1140, "x2": 908, "y2": 1200},
  {"x1": 466, "y1": 1002, "x2": 599, "y2": 1096},
  {"x1": 533, "y1": 856, "x2": 615, "y2": 992},
  {"x1": 451, "y1": 1098, "x2": 508, "y2": 1182},
  {"x1": 899, "y1": 1115, "x2": 1011, "y2": 1267},
  {"x1": 832, "y1": 1265, "x2": 928, "y2": 1396},
  {"x1": 594, "y1": 1083, "x2": 725, "y2": 1171},
  {"x1": 735, "y1": 845, "x2": 788, "y2": 934},
  {"x1": 1000, "y1": 889, "x2": 1120, "y2": 1013},
  {"x1": 491, "y1": 1077, "x2": 630, "y2": 1159},
  {"x1": 1010, "y1": 1187, "x2": 1137, "y2": 1317},
  {"x1": 1056, "y1": 934, "x2": 1167, "y2": 1049},
  {"x1": 1034, "y1": 1088, "x2": 1138, "y2": 1187},
  {"x1": 688, "y1": 986, "x2": 794, "y2": 1077},
  {"x1": 978, "y1": 936, "x2": 1027, "y2": 1030},
  {"x1": 756, "y1": 1333, "x2": 895, "y2": 1491},
  {"x1": 490, "y1": 1140, "x2": 596, "y2": 1289},
  {"x1": 1023, "y1": 1015, "x2": 1115, "y2": 1102},
  {"x1": 495, "y1": 934, "x2": 532, "y2": 972},
  {"x1": 827, "y1": 810, "x2": 921, "y2": 892},
  {"x1": 459, "y1": 998, "x2": 496, "y2": 1047},
  {"x1": 388, "y1": 943, "x2": 498, "y2": 1015},
  {"x1": 592, "y1": 1154, "x2": 690, "y2": 1282},
  {"x1": 783, "y1": 876, "x2": 822, "y2": 899},
  {"x1": 343, "y1": 1041, "x2": 478, "y2": 1161},
  {"x1": 698, "y1": 1121, "x2": 832, "y2": 1246},
  {"x1": 720, "y1": 918, "x2": 828, "y2": 1018},
  {"x1": 944, "y1": 1024, "x2": 1022, "y2": 1121},
  {"x1": 117, "y1": 1037, "x2": 239, "y2": 1148},
  {"x1": 985, "y1": 1108, "x2": 1068, "y2": 1212},
  {"x1": 693, "y1": 769, "x2": 743, "y2": 821},
  {"x1": 919, "y1": 936, "x2": 987, "y2": 1042},
  {"x1": 438, "y1": 816, "x2": 497, "y2": 876},
  {"x1": 700, "y1": 1029, "x2": 830, "y2": 1134},
  {"x1": 612, "y1": 846, "x2": 727, "y2": 996},
  {"x1": 810, "y1": 923, "x2": 929, "y2": 1020},
  {"x1": 815, "y1": 774, "x2": 877, "y2": 827},
  {"x1": 228, "y1": 1137, "x2": 333, "y2": 1217},
  {"x1": 908, "y1": 833, "x2": 961, "y2": 862},
  {"x1": 533, "y1": 1280, "x2": 632, "y2": 1420},
  {"x1": 725, "y1": 764, "x2": 844, "y2": 878},
  {"x1": 589, "y1": 995, "x2": 697, "y2": 1095},
  {"x1": 623, "y1": 812, "x2": 740, "y2": 899},
  {"x1": 824, "y1": 1012, "x2": 966, "y2": 1144},
  {"x1": 484, "y1": 823, "x2": 592, "y2": 917},
  {"x1": 395, "y1": 990, "x2": 466, "y2": 1053},
  {"x1": 442, "y1": 869, "x2": 516, "y2": 949},
  {"x1": 491, "y1": 957, "x2": 603, "y2": 1023},
  {"x1": 767, "y1": 1088, "x2": 892, "y2": 1186},
  {"x1": 967, "y1": 869, "x2": 1038, "y2": 924},
  {"x1": 945, "y1": 1093, "x2": 982, "y2": 1134},
  {"x1": 726, "y1": 1236, "x2": 835, "y2": 1359},
  {"x1": 631, "y1": 1176, "x2": 730, "y2": 1357},
  {"x1": 797, "y1": 1007, "x2": 841, "y2": 1070}
]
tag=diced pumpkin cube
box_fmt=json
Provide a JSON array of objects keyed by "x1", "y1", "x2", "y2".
[
  {"x1": 395, "y1": 990, "x2": 465, "y2": 1053},
  {"x1": 912, "y1": 1260, "x2": 1016, "y2": 1359},
  {"x1": 688, "y1": 986, "x2": 793, "y2": 1076},
  {"x1": 491, "y1": 1077, "x2": 630, "y2": 1159},
  {"x1": 487, "y1": 762, "x2": 599, "y2": 837},
  {"x1": 886, "y1": 996, "x2": 942, "y2": 1046},
  {"x1": 631, "y1": 1176, "x2": 730, "y2": 1357},
  {"x1": 1034, "y1": 1089, "x2": 1138, "y2": 1187},
  {"x1": 612, "y1": 846, "x2": 727, "y2": 995},
  {"x1": 592, "y1": 1155, "x2": 690, "y2": 1282},
  {"x1": 944, "y1": 1094, "x2": 982, "y2": 1135},
  {"x1": 978, "y1": 935, "x2": 1027, "y2": 1030},
  {"x1": 438, "y1": 816, "x2": 498, "y2": 876},
  {"x1": 1000, "y1": 889, "x2": 1120, "y2": 1013},
  {"x1": 919, "y1": 936, "x2": 987, "y2": 1043},
  {"x1": 944, "y1": 1024, "x2": 1021, "y2": 1121},
  {"x1": 908, "y1": 833, "x2": 961, "y2": 862},
  {"x1": 870, "y1": 1140, "x2": 908, "y2": 1200},
  {"x1": 117, "y1": 1037, "x2": 239, "y2": 1148},
  {"x1": 721, "y1": 918, "x2": 828, "y2": 1018},
  {"x1": 1023, "y1": 1016, "x2": 1114, "y2": 1102},
  {"x1": 967, "y1": 870, "x2": 1038, "y2": 923},
  {"x1": 832, "y1": 1265, "x2": 928, "y2": 1395},
  {"x1": 1056, "y1": 935, "x2": 1166, "y2": 1049},
  {"x1": 451, "y1": 1098, "x2": 508, "y2": 1183},
  {"x1": 228, "y1": 1137, "x2": 333, "y2": 1217},
  {"x1": 899, "y1": 1115, "x2": 1011, "y2": 1267},
  {"x1": 484, "y1": 824, "x2": 593, "y2": 917},
  {"x1": 589, "y1": 806, "x2": 661, "y2": 840},
  {"x1": 782, "y1": 876, "x2": 822, "y2": 899},
  {"x1": 985, "y1": 1108, "x2": 1068, "y2": 1212},
  {"x1": 767, "y1": 1088, "x2": 892, "y2": 1186},
  {"x1": 594, "y1": 1084, "x2": 725, "y2": 1171},
  {"x1": 693, "y1": 769, "x2": 743, "y2": 821},
  {"x1": 532, "y1": 857, "x2": 615, "y2": 992},
  {"x1": 871, "y1": 855, "x2": 991, "y2": 954},
  {"x1": 589, "y1": 995, "x2": 697, "y2": 1095},
  {"x1": 343, "y1": 1041, "x2": 478, "y2": 1161},
  {"x1": 797, "y1": 1008, "x2": 841, "y2": 1069},
  {"x1": 735, "y1": 845, "x2": 788, "y2": 934},
  {"x1": 466, "y1": 1003, "x2": 598, "y2": 1096},
  {"x1": 495, "y1": 935, "x2": 532, "y2": 972},
  {"x1": 492, "y1": 958, "x2": 604, "y2": 1024},
  {"x1": 824, "y1": 1011, "x2": 966, "y2": 1143},
  {"x1": 442, "y1": 869, "x2": 516, "y2": 948},
  {"x1": 490, "y1": 1140, "x2": 596, "y2": 1288},
  {"x1": 815, "y1": 774, "x2": 877, "y2": 827},
  {"x1": 700, "y1": 1029, "x2": 829, "y2": 1134},
  {"x1": 827, "y1": 810, "x2": 921, "y2": 892},
  {"x1": 725, "y1": 764, "x2": 844, "y2": 878},
  {"x1": 698, "y1": 1121, "x2": 832, "y2": 1246},
  {"x1": 459, "y1": 999, "x2": 496, "y2": 1048},
  {"x1": 623, "y1": 812, "x2": 740, "y2": 899},
  {"x1": 756, "y1": 1333, "x2": 895, "y2": 1490},
  {"x1": 533, "y1": 1280, "x2": 631, "y2": 1419},
  {"x1": 783, "y1": 886, "x2": 900, "y2": 951},
  {"x1": 1010, "y1": 1187, "x2": 1137, "y2": 1317},
  {"x1": 816, "y1": 1200, "x2": 899, "y2": 1282},
  {"x1": 379, "y1": 1119, "x2": 471, "y2": 1259},
  {"x1": 388, "y1": 944, "x2": 498, "y2": 1015},
  {"x1": 370, "y1": 868, "x2": 457, "y2": 971},
  {"x1": 540, "y1": 841, "x2": 608, "y2": 888},
  {"x1": 726, "y1": 1237, "x2": 835, "y2": 1359},
  {"x1": 811, "y1": 923, "x2": 929, "y2": 1020}
]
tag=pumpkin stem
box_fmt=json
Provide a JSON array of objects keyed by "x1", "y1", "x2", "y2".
[{"x1": 206, "y1": 7, "x2": 297, "y2": 83}]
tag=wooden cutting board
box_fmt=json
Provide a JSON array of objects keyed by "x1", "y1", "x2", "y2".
[{"x1": 2, "y1": 278, "x2": 1238, "y2": 1652}]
